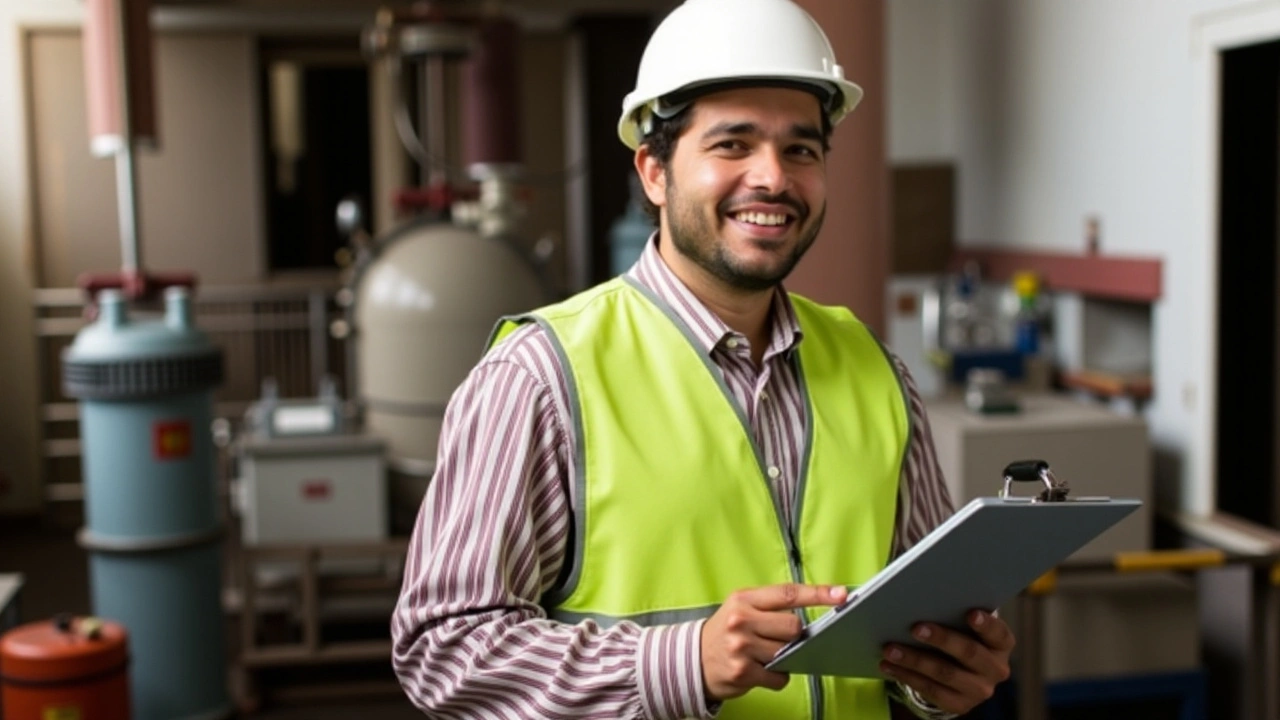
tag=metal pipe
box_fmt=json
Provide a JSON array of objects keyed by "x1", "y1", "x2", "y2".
[
  {"x1": 111, "y1": 0, "x2": 143, "y2": 275},
  {"x1": 420, "y1": 55, "x2": 450, "y2": 187},
  {"x1": 1014, "y1": 590, "x2": 1046, "y2": 720},
  {"x1": 309, "y1": 290, "x2": 327, "y2": 388}
]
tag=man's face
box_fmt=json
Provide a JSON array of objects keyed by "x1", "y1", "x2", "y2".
[{"x1": 638, "y1": 87, "x2": 828, "y2": 293}]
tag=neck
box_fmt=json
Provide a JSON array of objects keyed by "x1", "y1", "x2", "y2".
[{"x1": 658, "y1": 235, "x2": 774, "y2": 364}]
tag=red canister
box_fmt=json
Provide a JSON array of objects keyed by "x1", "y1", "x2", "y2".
[{"x1": 0, "y1": 616, "x2": 130, "y2": 720}]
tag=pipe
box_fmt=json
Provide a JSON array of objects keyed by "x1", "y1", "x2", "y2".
[
  {"x1": 463, "y1": 17, "x2": 521, "y2": 172},
  {"x1": 83, "y1": 0, "x2": 156, "y2": 277}
]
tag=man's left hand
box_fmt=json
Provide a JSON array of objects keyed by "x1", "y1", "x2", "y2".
[{"x1": 880, "y1": 610, "x2": 1014, "y2": 716}]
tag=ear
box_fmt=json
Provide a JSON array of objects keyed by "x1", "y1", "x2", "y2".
[{"x1": 634, "y1": 145, "x2": 668, "y2": 211}]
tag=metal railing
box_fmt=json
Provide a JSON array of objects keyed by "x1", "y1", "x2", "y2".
[{"x1": 33, "y1": 282, "x2": 348, "y2": 504}]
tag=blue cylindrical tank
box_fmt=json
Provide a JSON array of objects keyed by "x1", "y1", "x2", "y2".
[
  {"x1": 63, "y1": 288, "x2": 229, "y2": 720},
  {"x1": 609, "y1": 175, "x2": 655, "y2": 276}
]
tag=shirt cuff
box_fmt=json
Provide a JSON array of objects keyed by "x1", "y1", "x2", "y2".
[
  {"x1": 891, "y1": 682, "x2": 958, "y2": 720},
  {"x1": 636, "y1": 621, "x2": 717, "y2": 720}
]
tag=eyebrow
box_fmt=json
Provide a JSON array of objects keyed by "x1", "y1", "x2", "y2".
[{"x1": 701, "y1": 121, "x2": 825, "y2": 144}]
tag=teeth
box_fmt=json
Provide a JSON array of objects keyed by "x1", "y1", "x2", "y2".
[{"x1": 734, "y1": 212, "x2": 789, "y2": 227}]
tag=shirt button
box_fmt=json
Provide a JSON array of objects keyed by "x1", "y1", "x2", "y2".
[
  {"x1": 767, "y1": 466, "x2": 781, "y2": 479},
  {"x1": 726, "y1": 338, "x2": 740, "y2": 349},
  {"x1": 760, "y1": 391, "x2": 769, "y2": 402}
]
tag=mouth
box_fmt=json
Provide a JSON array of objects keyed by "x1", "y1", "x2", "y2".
[{"x1": 727, "y1": 210, "x2": 795, "y2": 228}]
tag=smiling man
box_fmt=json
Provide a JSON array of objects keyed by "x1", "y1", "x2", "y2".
[{"x1": 391, "y1": 1, "x2": 1014, "y2": 719}]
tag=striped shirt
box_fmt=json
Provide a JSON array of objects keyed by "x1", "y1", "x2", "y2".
[{"x1": 392, "y1": 237, "x2": 957, "y2": 719}]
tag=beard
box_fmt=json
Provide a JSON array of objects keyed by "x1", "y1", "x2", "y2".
[{"x1": 665, "y1": 180, "x2": 824, "y2": 293}]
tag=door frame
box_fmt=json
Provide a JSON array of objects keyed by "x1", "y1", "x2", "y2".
[{"x1": 1190, "y1": 1, "x2": 1280, "y2": 516}]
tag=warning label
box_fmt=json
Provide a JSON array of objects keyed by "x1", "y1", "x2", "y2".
[{"x1": 153, "y1": 420, "x2": 193, "y2": 460}]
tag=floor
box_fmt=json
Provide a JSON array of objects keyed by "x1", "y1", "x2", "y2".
[{"x1": 0, "y1": 517, "x2": 421, "y2": 719}]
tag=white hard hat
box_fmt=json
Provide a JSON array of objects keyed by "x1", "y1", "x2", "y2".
[{"x1": 617, "y1": 0, "x2": 864, "y2": 150}]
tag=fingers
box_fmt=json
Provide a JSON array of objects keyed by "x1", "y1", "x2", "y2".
[
  {"x1": 702, "y1": 583, "x2": 844, "y2": 701},
  {"x1": 907, "y1": 623, "x2": 1006, "y2": 680},
  {"x1": 747, "y1": 608, "x2": 805, "y2": 642},
  {"x1": 743, "y1": 583, "x2": 847, "y2": 612},
  {"x1": 968, "y1": 610, "x2": 1016, "y2": 654},
  {"x1": 880, "y1": 614, "x2": 1014, "y2": 716},
  {"x1": 728, "y1": 661, "x2": 792, "y2": 693},
  {"x1": 882, "y1": 644, "x2": 991, "y2": 699},
  {"x1": 879, "y1": 660, "x2": 973, "y2": 716}
]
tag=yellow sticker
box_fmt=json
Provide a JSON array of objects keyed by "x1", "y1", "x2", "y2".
[{"x1": 43, "y1": 707, "x2": 82, "y2": 720}]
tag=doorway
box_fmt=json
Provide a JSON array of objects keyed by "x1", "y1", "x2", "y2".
[
  {"x1": 1215, "y1": 39, "x2": 1280, "y2": 529},
  {"x1": 258, "y1": 38, "x2": 372, "y2": 273}
]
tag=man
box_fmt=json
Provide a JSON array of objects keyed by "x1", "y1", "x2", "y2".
[{"x1": 392, "y1": 0, "x2": 1014, "y2": 718}]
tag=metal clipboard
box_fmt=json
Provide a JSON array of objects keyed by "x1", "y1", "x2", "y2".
[{"x1": 766, "y1": 460, "x2": 1142, "y2": 679}]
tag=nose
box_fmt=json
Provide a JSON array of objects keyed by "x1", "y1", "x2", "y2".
[{"x1": 744, "y1": 145, "x2": 789, "y2": 195}]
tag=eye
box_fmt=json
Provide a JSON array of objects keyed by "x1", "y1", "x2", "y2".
[
  {"x1": 789, "y1": 144, "x2": 822, "y2": 160},
  {"x1": 711, "y1": 139, "x2": 748, "y2": 152}
]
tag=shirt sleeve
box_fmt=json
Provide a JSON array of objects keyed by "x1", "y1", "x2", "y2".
[
  {"x1": 390, "y1": 327, "x2": 713, "y2": 720},
  {"x1": 887, "y1": 357, "x2": 960, "y2": 720}
]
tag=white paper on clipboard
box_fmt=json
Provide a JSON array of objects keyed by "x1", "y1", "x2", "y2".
[{"x1": 766, "y1": 495, "x2": 1142, "y2": 679}]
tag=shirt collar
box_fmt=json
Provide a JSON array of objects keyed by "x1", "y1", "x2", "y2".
[{"x1": 626, "y1": 233, "x2": 803, "y2": 358}]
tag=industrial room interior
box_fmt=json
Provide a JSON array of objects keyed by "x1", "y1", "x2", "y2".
[{"x1": 2, "y1": 0, "x2": 1280, "y2": 718}]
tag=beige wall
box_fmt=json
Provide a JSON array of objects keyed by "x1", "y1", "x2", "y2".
[
  {"x1": 0, "y1": 1, "x2": 83, "y2": 514},
  {"x1": 28, "y1": 31, "x2": 264, "y2": 287}
]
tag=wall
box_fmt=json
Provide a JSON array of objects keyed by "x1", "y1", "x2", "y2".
[
  {"x1": 887, "y1": 0, "x2": 956, "y2": 162},
  {"x1": 888, "y1": 2, "x2": 1269, "y2": 715},
  {"x1": 890, "y1": 0, "x2": 1257, "y2": 517},
  {"x1": 28, "y1": 30, "x2": 263, "y2": 287},
  {"x1": 0, "y1": 0, "x2": 84, "y2": 513}
]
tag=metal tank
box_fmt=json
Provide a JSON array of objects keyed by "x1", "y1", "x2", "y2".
[
  {"x1": 347, "y1": 219, "x2": 548, "y2": 530},
  {"x1": 63, "y1": 288, "x2": 229, "y2": 720},
  {"x1": 345, "y1": 6, "x2": 556, "y2": 532}
]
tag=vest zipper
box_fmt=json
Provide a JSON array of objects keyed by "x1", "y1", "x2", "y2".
[{"x1": 776, "y1": 497, "x2": 822, "y2": 720}]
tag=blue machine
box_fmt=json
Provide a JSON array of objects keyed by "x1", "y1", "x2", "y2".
[{"x1": 63, "y1": 288, "x2": 229, "y2": 720}]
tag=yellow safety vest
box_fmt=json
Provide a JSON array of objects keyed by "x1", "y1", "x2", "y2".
[{"x1": 490, "y1": 276, "x2": 909, "y2": 720}]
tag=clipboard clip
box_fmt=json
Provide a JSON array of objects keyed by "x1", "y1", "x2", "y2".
[{"x1": 999, "y1": 459, "x2": 1070, "y2": 502}]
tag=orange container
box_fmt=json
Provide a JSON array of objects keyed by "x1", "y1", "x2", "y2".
[{"x1": 0, "y1": 616, "x2": 130, "y2": 720}]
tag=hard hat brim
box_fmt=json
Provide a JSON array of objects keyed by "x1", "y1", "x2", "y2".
[{"x1": 618, "y1": 73, "x2": 863, "y2": 150}]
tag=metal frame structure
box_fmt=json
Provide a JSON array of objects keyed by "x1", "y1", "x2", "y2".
[
  {"x1": 1014, "y1": 531, "x2": 1280, "y2": 720},
  {"x1": 229, "y1": 539, "x2": 409, "y2": 710}
]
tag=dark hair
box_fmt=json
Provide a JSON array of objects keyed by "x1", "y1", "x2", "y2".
[{"x1": 636, "y1": 104, "x2": 833, "y2": 225}]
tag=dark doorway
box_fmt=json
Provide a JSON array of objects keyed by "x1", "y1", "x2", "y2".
[
  {"x1": 259, "y1": 39, "x2": 372, "y2": 273},
  {"x1": 1216, "y1": 39, "x2": 1280, "y2": 528}
]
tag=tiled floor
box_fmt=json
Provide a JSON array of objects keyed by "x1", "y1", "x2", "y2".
[{"x1": 0, "y1": 519, "x2": 421, "y2": 719}]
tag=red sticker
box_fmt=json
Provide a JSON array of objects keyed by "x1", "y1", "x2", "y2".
[
  {"x1": 153, "y1": 420, "x2": 192, "y2": 460},
  {"x1": 302, "y1": 480, "x2": 332, "y2": 501}
]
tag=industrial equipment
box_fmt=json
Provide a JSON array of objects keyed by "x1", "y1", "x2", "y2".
[
  {"x1": 235, "y1": 378, "x2": 388, "y2": 558},
  {"x1": 59, "y1": 0, "x2": 231, "y2": 717},
  {"x1": 1, "y1": 615, "x2": 131, "y2": 720},
  {"x1": 887, "y1": 269, "x2": 1053, "y2": 398},
  {"x1": 63, "y1": 289, "x2": 229, "y2": 720},
  {"x1": 338, "y1": 4, "x2": 556, "y2": 533}
]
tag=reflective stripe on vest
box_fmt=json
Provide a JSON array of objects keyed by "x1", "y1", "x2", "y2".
[{"x1": 489, "y1": 276, "x2": 909, "y2": 720}]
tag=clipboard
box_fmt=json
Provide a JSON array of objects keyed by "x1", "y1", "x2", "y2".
[{"x1": 766, "y1": 460, "x2": 1142, "y2": 679}]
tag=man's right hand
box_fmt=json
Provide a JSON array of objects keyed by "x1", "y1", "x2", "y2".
[{"x1": 700, "y1": 583, "x2": 848, "y2": 702}]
